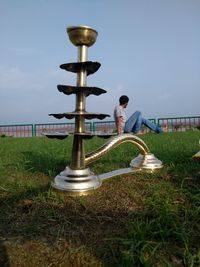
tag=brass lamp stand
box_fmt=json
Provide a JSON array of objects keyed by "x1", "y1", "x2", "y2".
[{"x1": 45, "y1": 26, "x2": 163, "y2": 195}]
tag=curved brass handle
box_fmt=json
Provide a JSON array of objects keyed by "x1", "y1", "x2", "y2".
[{"x1": 85, "y1": 133, "x2": 150, "y2": 165}]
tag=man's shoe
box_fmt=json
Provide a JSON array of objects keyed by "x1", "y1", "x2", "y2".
[{"x1": 156, "y1": 128, "x2": 163, "y2": 134}]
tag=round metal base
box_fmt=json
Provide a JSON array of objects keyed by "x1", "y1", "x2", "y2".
[
  {"x1": 130, "y1": 153, "x2": 163, "y2": 170},
  {"x1": 51, "y1": 167, "x2": 102, "y2": 195}
]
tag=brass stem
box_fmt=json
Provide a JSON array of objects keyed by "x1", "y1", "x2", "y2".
[{"x1": 70, "y1": 45, "x2": 88, "y2": 170}]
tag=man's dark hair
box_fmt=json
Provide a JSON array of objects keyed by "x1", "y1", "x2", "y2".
[{"x1": 119, "y1": 95, "x2": 129, "y2": 105}]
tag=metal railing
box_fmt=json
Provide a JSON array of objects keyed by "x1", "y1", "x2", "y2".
[
  {"x1": 0, "y1": 124, "x2": 34, "y2": 137},
  {"x1": 93, "y1": 121, "x2": 116, "y2": 133},
  {"x1": 0, "y1": 116, "x2": 199, "y2": 138},
  {"x1": 158, "y1": 116, "x2": 200, "y2": 132}
]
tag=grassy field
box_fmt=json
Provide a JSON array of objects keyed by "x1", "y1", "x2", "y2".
[{"x1": 0, "y1": 131, "x2": 200, "y2": 267}]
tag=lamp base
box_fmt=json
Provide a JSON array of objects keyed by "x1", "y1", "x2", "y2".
[
  {"x1": 51, "y1": 167, "x2": 102, "y2": 195},
  {"x1": 51, "y1": 154, "x2": 163, "y2": 195},
  {"x1": 130, "y1": 153, "x2": 163, "y2": 170}
]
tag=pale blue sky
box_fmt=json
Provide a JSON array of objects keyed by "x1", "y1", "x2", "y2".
[{"x1": 0, "y1": 0, "x2": 199, "y2": 124}]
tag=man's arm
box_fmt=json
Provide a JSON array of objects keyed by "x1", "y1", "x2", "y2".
[{"x1": 116, "y1": 116, "x2": 123, "y2": 135}]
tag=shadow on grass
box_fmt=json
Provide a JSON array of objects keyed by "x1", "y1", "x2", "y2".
[
  {"x1": 0, "y1": 240, "x2": 10, "y2": 267},
  {"x1": 0, "y1": 172, "x2": 200, "y2": 267},
  {"x1": 0, "y1": 184, "x2": 133, "y2": 267},
  {"x1": 21, "y1": 151, "x2": 70, "y2": 176}
]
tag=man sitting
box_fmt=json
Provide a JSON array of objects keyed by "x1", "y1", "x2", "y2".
[{"x1": 114, "y1": 95, "x2": 162, "y2": 135}]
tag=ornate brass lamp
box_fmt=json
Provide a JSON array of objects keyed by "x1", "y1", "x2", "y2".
[{"x1": 45, "y1": 25, "x2": 163, "y2": 195}]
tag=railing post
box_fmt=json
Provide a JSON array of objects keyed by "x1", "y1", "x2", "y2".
[
  {"x1": 94, "y1": 122, "x2": 96, "y2": 132},
  {"x1": 32, "y1": 124, "x2": 36, "y2": 137}
]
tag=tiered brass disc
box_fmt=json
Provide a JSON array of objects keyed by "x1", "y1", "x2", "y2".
[
  {"x1": 57, "y1": 85, "x2": 106, "y2": 96},
  {"x1": 49, "y1": 112, "x2": 109, "y2": 120},
  {"x1": 60, "y1": 61, "x2": 101, "y2": 76}
]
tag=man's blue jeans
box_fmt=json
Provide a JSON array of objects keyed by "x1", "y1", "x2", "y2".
[{"x1": 124, "y1": 111, "x2": 161, "y2": 134}]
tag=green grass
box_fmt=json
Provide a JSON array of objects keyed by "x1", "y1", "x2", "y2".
[{"x1": 0, "y1": 131, "x2": 200, "y2": 267}]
